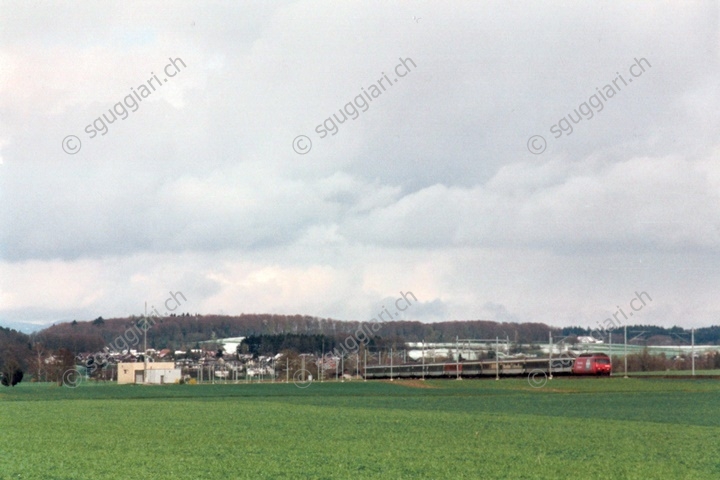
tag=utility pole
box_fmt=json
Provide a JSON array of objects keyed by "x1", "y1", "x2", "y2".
[
  {"x1": 143, "y1": 302, "x2": 149, "y2": 384},
  {"x1": 286, "y1": 357, "x2": 289, "y2": 383},
  {"x1": 364, "y1": 350, "x2": 367, "y2": 382},
  {"x1": 609, "y1": 331, "x2": 613, "y2": 377},
  {"x1": 691, "y1": 328, "x2": 695, "y2": 376},
  {"x1": 456, "y1": 336, "x2": 460, "y2": 380},
  {"x1": 624, "y1": 325, "x2": 628, "y2": 378},
  {"x1": 495, "y1": 336, "x2": 499, "y2": 381},
  {"x1": 548, "y1": 332, "x2": 553, "y2": 380},
  {"x1": 390, "y1": 348, "x2": 394, "y2": 382}
]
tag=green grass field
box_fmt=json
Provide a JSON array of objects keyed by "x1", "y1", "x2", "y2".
[
  {"x1": 623, "y1": 369, "x2": 720, "y2": 376},
  {"x1": 1, "y1": 378, "x2": 719, "y2": 479}
]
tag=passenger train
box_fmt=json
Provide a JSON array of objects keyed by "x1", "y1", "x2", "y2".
[{"x1": 363, "y1": 353, "x2": 611, "y2": 379}]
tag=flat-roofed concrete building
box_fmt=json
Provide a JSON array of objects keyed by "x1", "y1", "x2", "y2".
[{"x1": 117, "y1": 362, "x2": 180, "y2": 385}]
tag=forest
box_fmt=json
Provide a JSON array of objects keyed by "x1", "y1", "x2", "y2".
[{"x1": 2, "y1": 313, "x2": 720, "y2": 384}]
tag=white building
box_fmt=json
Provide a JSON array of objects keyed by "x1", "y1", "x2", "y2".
[{"x1": 117, "y1": 362, "x2": 181, "y2": 384}]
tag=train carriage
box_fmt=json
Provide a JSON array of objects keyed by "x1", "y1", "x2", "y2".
[{"x1": 363, "y1": 352, "x2": 609, "y2": 380}]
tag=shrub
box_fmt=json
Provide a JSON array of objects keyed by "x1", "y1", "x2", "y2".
[{"x1": 1, "y1": 360, "x2": 23, "y2": 387}]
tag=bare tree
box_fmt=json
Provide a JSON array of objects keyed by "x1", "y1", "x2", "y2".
[
  {"x1": 1, "y1": 357, "x2": 23, "y2": 387},
  {"x1": 30, "y1": 343, "x2": 46, "y2": 382}
]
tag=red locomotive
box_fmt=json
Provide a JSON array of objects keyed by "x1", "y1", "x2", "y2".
[{"x1": 572, "y1": 353, "x2": 611, "y2": 375}]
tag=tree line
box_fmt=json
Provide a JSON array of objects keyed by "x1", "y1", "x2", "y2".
[
  {"x1": 5, "y1": 314, "x2": 720, "y2": 384},
  {"x1": 238, "y1": 333, "x2": 399, "y2": 357}
]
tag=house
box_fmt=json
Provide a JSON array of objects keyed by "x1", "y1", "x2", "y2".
[
  {"x1": 200, "y1": 336, "x2": 246, "y2": 356},
  {"x1": 117, "y1": 362, "x2": 180, "y2": 385}
]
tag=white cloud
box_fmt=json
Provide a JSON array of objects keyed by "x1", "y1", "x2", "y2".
[{"x1": 1, "y1": 1, "x2": 719, "y2": 328}]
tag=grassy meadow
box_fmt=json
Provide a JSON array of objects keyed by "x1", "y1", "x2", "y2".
[{"x1": 1, "y1": 378, "x2": 719, "y2": 479}]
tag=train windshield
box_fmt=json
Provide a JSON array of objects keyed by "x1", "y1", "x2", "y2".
[{"x1": 596, "y1": 358, "x2": 610, "y2": 364}]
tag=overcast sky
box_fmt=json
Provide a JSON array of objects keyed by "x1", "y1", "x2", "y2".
[{"x1": 1, "y1": 1, "x2": 719, "y2": 330}]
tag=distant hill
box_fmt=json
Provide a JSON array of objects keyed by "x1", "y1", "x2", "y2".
[
  {"x1": 0, "y1": 321, "x2": 53, "y2": 334},
  {"x1": 2, "y1": 314, "x2": 720, "y2": 376},
  {"x1": 32, "y1": 313, "x2": 560, "y2": 353}
]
